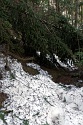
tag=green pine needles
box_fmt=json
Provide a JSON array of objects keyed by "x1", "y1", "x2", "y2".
[{"x1": 0, "y1": 0, "x2": 83, "y2": 66}]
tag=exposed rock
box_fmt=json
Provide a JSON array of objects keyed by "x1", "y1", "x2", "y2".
[
  {"x1": 0, "y1": 92, "x2": 8, "y2": 108},
  {"x1": 0, "y1": 73, "x2": 2, "y2": 80}
]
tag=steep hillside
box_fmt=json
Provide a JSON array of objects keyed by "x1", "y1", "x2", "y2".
[{"x1": 0, "y1": 53, "x2": 83, "y2": 125}]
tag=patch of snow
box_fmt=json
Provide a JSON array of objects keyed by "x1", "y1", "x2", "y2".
[
  {"x1": 0, "y1": 119, "x2": 4, "y2": 125},
  {"x1": 27, "y1": 63, "x2": 51, "y2": 78},
  {"x1": 36, "y1": 51, "x2": 41, "y2": 56},
  {"x1": 14, "y1": 36, "x2": 16, "y2": 39},
  {"x1": 0, "y1": 53, "x2": 83, "y2": 125},
  {"x1": 46, "y1": 54, "x2": 52, "y2": 62},
  {"x1": 53, "y1": 54, "x2": 78, "y2": 70},
  {"x1": 47, "y1": 105, "x2": 65, "y2": 125}
]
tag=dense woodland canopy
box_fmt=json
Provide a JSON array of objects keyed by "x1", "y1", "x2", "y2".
[{"x1": 0, "y1": 0, "x2": 83, "y2": 67}]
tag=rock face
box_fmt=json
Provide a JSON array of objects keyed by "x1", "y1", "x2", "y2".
[{"x1": 47, "y1": 106, "x2": 65, "y2": 125}]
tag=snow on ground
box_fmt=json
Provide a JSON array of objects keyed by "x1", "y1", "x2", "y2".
[
  {"x1": 0, "y1": 53, "x2": 83, "y2": 125},
  {"x1": 53, "y1": 54, "x2": 78, "y2": 71}
]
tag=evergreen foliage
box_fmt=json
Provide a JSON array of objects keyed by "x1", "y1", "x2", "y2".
[{"x1": 0, "y1": 0, "x2": 83, "y2": 66}]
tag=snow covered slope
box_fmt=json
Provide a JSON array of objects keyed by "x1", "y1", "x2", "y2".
[{"x1": 0, "y1": 53, "x2": 83, "y2": 125}]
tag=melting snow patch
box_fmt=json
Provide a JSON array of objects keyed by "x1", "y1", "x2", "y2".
[
  {"x1": 47, "y1": 105, "x2": 65, "y2": 125},
  {"x1": 53, "y1": 54, "x2": 78, "y2": 71},
  {"x1": 0, "y1": 54, "x2": 83, "y2": 125}
]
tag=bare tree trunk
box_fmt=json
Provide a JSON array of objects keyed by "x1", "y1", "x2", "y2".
[
  {"x1": 74, "y1": 0, "x2": 79, "y2": 28},
  {"x1": 56, "y1": 0, "x2": 60, "y2": 13},
  {"x1": 80, "y1": 5, "x2": 83, "y2": 25},
  {"x1": 71, "y1": 11, "x2": 74, "y2": 26},
  {"x1": 53, "y1": 0, "x2": 60, "y2": 13}
]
